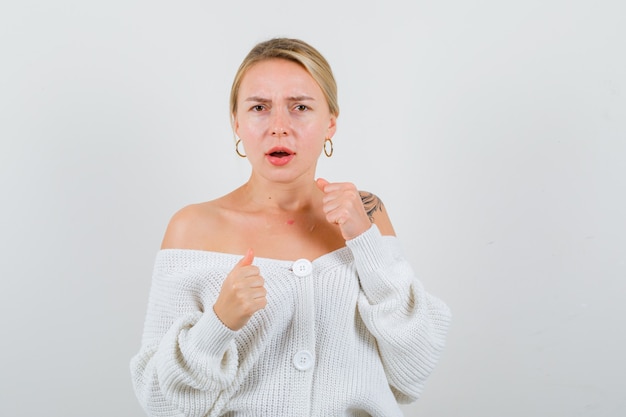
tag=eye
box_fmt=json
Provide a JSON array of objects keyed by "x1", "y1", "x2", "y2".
[
  {"x1": 251, "y1": 105, "x2": 266, "y2": 112},
  {"x1": 294, "y1": 104, "x2": 309, "y2": 112}
]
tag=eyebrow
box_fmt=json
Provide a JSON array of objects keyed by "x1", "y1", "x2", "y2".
[{"x1": 244, "y1": 95, "x2": 316, "y2": 102}]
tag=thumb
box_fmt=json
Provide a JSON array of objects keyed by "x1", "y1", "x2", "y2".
[
  {"x1": 237, "y1": 248, "x2": 254, "y2": 267},
  {"x1": 316, "y1": 177, "x2": 329, "y2": 192}
]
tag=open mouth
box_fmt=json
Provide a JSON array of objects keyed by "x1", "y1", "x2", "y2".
[
  {"x1": 266, "y1": 147, "x2": 294, "y2": 157},
  {"x1": 269, "y1": 150, "x2": 292, "y2": 157},
  {"x1": 266, "y1": 147, "x2": 295, "y2": 166}
]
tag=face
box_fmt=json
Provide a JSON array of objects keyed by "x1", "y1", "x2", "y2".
[{"x1": 233, "y1": 58, "x2": 337, "y2": 184}]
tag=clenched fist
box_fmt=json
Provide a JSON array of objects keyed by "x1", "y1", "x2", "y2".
[
  {"x1": 316, "y1": 178, "x2": 372, "y2": 241},
  {"x1": 213, "y1": 249, "x2": 267, "y2": 331}
]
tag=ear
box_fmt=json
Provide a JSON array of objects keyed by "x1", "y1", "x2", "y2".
[
  {"x1": 327, "y1": 114, "x2": 337, "y2": 138},
  {"x1": 231, "y1": 114, "x2": 240, "y2": 136}
]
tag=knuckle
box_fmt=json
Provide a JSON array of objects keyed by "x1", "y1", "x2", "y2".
[
  {"x1": 234, "y1": 292, "x2": 247, "y2": 304},
  {"x1": 240, "y1": 302, "x2": 254, "y2": 316}
]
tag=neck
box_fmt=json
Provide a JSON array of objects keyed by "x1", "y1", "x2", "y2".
[{"x1": 241, "y1": 175, "x2": 321, "y2": 213}]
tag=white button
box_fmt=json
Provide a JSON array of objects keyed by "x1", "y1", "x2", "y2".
[
  {"x1": 293, "y1": 350, "x2": 314, "y2": 371},
  {"x1": 292, "y1": 259, "x2": 312, "y2": 277}
]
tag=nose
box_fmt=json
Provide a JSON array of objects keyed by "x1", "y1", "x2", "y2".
[
  {"x1": 270, "y1": 108, "x2": 288, "y2": 136},
  {"x1": 272, "y1": 127, "x2": 287, "y2": 136}
]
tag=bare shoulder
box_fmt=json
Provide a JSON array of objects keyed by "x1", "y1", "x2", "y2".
[
  {"x1": 358, "y1": 191, "x2": 396, "y2": 237},
  {"x1": 160, "y1": 201, "x2": 223, "y2": 250}
]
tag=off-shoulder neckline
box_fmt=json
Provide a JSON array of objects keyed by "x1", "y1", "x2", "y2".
[
  {"x1": 156, "y1": 245, "x2": 353, "y2": 267},
  {"x1": 155, "y1": 225, "x2": 398, "y2": 269}
]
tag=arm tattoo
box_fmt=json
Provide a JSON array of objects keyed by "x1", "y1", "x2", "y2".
[{"x1": 359, "y1": 192, "x2": 384, "y2": 223}]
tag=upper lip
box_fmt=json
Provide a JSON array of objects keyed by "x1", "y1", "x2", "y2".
[{"x1": 266, "y1": 147, "x2": 295, "y2": 156}]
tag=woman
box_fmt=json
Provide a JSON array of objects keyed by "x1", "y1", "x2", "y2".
[{"x1": 130, "y1": 37, "x2": 451, "y2": 417}]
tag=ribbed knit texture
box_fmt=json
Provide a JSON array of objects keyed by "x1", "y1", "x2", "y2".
[{"x1": 130, "y1": 225, "x2": 451, "y2": 417}]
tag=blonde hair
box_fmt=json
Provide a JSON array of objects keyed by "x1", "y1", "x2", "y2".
[{"x1": 230, "y1": 38, "x2": 339, "y2": 119}]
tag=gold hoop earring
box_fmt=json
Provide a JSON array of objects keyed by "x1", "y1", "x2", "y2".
[
  {"x1": 235, "y1": 139, "x2": 246, "y2": 158},
  {"x1": 324, "y1": 137, "x2": 334, "y2": 157}
]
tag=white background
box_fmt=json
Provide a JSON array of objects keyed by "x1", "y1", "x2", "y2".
[{"x1": 1, "y1": 1, "x2": 625, "y2": 416}]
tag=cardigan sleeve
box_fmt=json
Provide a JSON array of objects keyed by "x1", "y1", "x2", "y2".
[
  {"x1": 346, "y1": 225, "x2": 452, "y2": 403},
  {"x1": 130, "y1": 255, "x2": 239, "y2": 417}
]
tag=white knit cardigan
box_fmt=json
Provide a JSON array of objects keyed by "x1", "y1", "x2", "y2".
[{"x1": 130, "y1": 225, "x2": 451, "y2": 417}]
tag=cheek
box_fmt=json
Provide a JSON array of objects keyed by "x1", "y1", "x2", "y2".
[
  {"x1": 236, "y1": 117, "x2": 263, "y2": 138},
  {"x1": 304, "y1": 131, "x2": 327, "y2": 155}
]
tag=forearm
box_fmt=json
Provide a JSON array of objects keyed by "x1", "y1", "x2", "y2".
[
  {"x1": 348, "y1": 225, "x2": 452, "y2": 401},
  {"x1": 131, "y1": 279, "x2": 238, "y2": 416}
]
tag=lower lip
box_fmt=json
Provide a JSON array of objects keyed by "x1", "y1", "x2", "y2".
[{"x1": 266, "y1": 154, "x2": 295, "y2": 166}]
